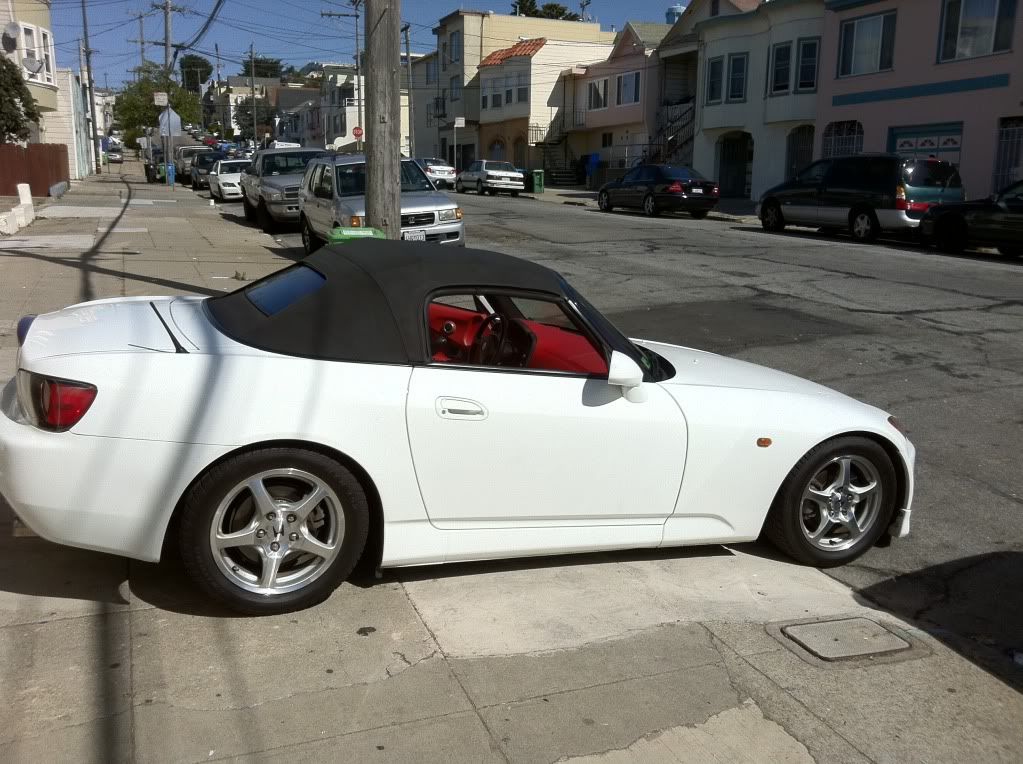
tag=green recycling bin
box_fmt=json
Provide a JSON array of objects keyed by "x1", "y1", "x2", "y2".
[
  {"x1": 532, "y1": 169, "x2": 544, "y2": 194},
  {"x1": 327, "y1": 226, "x2": 386, "y2": 244}
]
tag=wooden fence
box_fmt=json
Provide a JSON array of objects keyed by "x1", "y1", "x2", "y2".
[{"x1": 0, "y1": 143, "x2": 70, "y2": 197}]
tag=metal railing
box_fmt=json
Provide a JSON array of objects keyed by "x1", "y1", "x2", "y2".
[{"x1": 528, "y1": 112, "x2": 566, "y2": 145}]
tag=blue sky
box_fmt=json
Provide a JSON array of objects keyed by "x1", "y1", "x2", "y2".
[{"x1": 50, "y1": 0, "x2": 680, "y2": 89}]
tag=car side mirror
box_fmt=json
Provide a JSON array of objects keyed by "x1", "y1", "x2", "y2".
[{"x1": 607, "y1": 350, "x2": 647, "y2": 403}]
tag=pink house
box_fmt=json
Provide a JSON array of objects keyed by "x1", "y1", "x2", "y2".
[{"x1": 816, "y1": 0, "x2": 1023, "y2": 197}]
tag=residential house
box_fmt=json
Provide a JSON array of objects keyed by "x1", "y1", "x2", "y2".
[
  {"x1": 421, "y1": 9, "x2": 615, "y2": 171},
  {"x1": 46, "y1": 68, "x2": 92, "y2": 180},
  {"x1": 563, "y1": 22, "x2": 672, "y2": 180},
  {"x1": 274, "y1": 84, "x2": 319, "y2": 143},
  {"x1": 216, "y1": 76, "x2": 280, "y2": 137},
  {"x1": 653, "y1": 0, "x2": 760, "y2": 167},
  {"x1": 477, "y1": 37, "x2": 615, "y2": 174},
  {"x1": 691, "y1": 0, "x2": 824, "y2": 199},
  {"x1": 319, "y1": 64, "x2": 361, "y2": 149},
  {"x1": 1, "y1": 0, "x2": 60, "y2": 140},
  {"x1": 816, "y1": 0, "x2": 1023, "y2": 196},
  {"x1": 291, "y1": 99, "x2": 323, "y2": 147},
  {"x1": 94, "y1": 88, "x2": 117, "y2": 137},
  {"x1": 412, "y1": 52, "x2": 440, "y2": 157}
]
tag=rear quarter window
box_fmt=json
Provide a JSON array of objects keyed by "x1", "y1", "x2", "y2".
[{"x1": 245, "y1": 265, "x2": 326, "y2": 316}]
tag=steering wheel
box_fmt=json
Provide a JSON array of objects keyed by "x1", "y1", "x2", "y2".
[{"x1": 469, "y1": 313, "x2": 508, "y2": 366}]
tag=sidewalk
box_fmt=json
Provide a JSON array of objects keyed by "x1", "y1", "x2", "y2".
[{"x1": 1, "y1": 169, "x2": 1021, "y2": 763}]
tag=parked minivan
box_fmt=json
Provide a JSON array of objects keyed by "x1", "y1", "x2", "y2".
[{"x1": 757, "y1": 154, "x2": 964, "y2": 242}]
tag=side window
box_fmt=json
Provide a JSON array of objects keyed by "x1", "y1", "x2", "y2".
[
  {"x1": 317, "y1": 164, "x2": 335, "y2": 198},
  {"x1": 622, "y1": 168, "x2": 641, "y2": 183},
  {"x1": 797, "y1": 160, "x2": 830, "y2": 184},
  {"x1": 824, "y1": 158, "x2": 862, "y2": 187},
  {"x1": 427, "y1": 293, "x2": 608, "y2": 376},
  {"x1": 639, "y1": 166, "x2": 659, "y2": 183},
  {"x1": 307, "y1": 163, "x2": 323, "y2": 192}
]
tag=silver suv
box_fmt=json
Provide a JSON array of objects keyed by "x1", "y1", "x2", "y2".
[
  {"x1": 241, "y1": 147, "x2": 326, "y2": 232},
  {"x1": 298, "y1": 155, "x2": 465, "y2": 253}
]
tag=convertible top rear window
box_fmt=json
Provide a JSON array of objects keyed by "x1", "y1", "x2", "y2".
[{"x1": 246, "y1": 265, "x2": 325, "y2": 316}]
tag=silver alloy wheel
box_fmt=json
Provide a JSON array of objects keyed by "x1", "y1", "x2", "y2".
[
  {"x1": 800, "y1": 455, "x2": 882, "y2": 552},
  {"x1": 852, "y1": 213, "x2": 873, "y2": 239},
  {"x1": 763, "y1": 205, "x2": 779, "y2": 228},
  {"x1": 598, "y1": 191, "x2": 608, "y2": 210},
  {"x1": 209, "y1": 468, "x2": 344, "y2": 596},
  {"x1": 644, "y1": 195, "x2": 655, "y2": 215},
  {"x1": 301, "y1": 220, "x2": 311, "y2": 251}
]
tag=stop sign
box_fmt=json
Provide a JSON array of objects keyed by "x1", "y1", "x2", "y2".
[{"x1": 353, "y1": 126, "x2": 364, "y2": 138}]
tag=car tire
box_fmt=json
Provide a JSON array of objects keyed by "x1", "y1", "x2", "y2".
[
  {"x1": 487, "y1": 189, "x2": 497, "y2": 196},
  {"x1": 642, "y1": 194, "x2": 659, "y2": 217},
  {"x1": 257, "y1": 201, "x2": 276, "y2": 233},
  {"x1": 597, "y1": 191, "x2": 613, "y2": 212},
  {"x1": 456, "y1": 180, "x2": 465, "y2": 194},
  {"x1": 997, "y1": 245, "x2": 1022, "y2": 257},
  {"x1": 849, "y1": 208, "x2": 879, "y2": 242},
  {"x1": 764, "y1": 436, "x2": 898, "y2": 568},
  {"x1": 690, "y1": 210, "x2": 708, "y2": 220},
  {"x1": 760, "y1": 200, "x2": 785, "y2": 232},
  {"x1": 511, "y1": 191, "x2": 519, "y2": 197},
  {"x1": 242, "y1": 196, "x2": 256, "y2": 222},
  {"x1": 301, "y1": 215, "x2": 322, "y2": 255},
  {"x1": 935, "y1": 216, "x2": 967, "y2": 254},
  {"x1": 178, "y1": 448, "x2": 370, "y2": 615},
  {"x1": 477, "y1": 180, "x2": 484, "y2": 195}
]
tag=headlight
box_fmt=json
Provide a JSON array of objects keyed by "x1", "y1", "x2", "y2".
[
  {"x1": 438, "y1": 208, "x2": 462, "y2": 222},
  {"x1": 348, "y1": 215, "x2": 364, "y2": 227},
  {"x1": 267, "y1": 190, "x2": 283, "y2": 201}
]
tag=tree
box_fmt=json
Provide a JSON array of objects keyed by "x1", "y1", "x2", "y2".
[
  {"x1": 0, "y1": 56, "x2": 41, "y2": 142},
  {"x1": 240, "y1": 57, "x2": 282, "y2": 79},
  {"x1": 233, "y1": 96, "x2": 276, "y2": 140},
  {"x1": 511, "y1": 0, "x2": 579, "y2": 19},
  {"x1": 511, "y1": 0, "x2": 539, "y2": 14},
  {"x1": 113, "y1": 62, "x2": 201, "y2": 148},
  {"x1": 179, "y1": 54, "x2": 212, "y2": 94}
]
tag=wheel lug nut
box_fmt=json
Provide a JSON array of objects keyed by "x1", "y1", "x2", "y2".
[
  {"x1": 289, "y1": 532, "x2": 299, "y2": 541},
  {"x1": 256, "y1": 529, "x2": 266, "y2": 538},
  {"x1": 266, "y1": 512, "x2": 276, "y2": 521},
  {"x1": 270, "y1": 541, "x2": 280, "y2": 552},
  {"x1": 286, "y1": 514, "x2": 296, "y2": 523}
]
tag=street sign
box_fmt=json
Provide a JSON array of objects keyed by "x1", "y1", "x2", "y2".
[
  {"x1": 454, "y1": 117, "x2": 465, "y2": 128},
  {"x1": 153, "y1": 92, "x2": 168, "y2": 107},
  {"x1": 353, "y1": 126, "x2": 364, "y2": 139},
  {"x1": 158, "y1": 107, "x2": 183, "y2": 137}
]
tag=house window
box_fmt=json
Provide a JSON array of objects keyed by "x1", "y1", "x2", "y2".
[
  {"x1": 449, "y1": 31, "x2": 463, "y2": 63},
  {"x1": 506, "y1": 84, "x2": 513, "y2": 103},
  {"x1": 587, "y1": 78, "x2": 608, "y2": 109},
  {"x1": 21, "y1": 26, "x2": 39, "y2": 82},
  {"x1": 517, "y1": 71, "x2": 528, "y2": 102},
  {"x1": 838, "y1": 12, "x2": 896, "y2": 76},
  {"x1": 481, "y1": 93, "x2": 488, "y2": 109},
  {"x1": 710, "y1": 0, "x2": 720, "y2": 17},
  {"x1": 41, "y1": 30, "x2": 53, "y2": 84},
  {"x1": 822, "y1": 120, "x2": 864, "y2": 158},
  {"x1": 771, "y1": 43, "x2": 792, "y2": 94},
  {"x1": 797, "y1": 39, "x2": 819, "y2": 90},
  {"x1": 450, "y1": 76, "x2": 462, "y2": 102},
  {"x1": 601, "y1": 132, "x2": 613, "y2": 148},
  {"x1": 727, "y1": 53, "x2": 748, "y2": 101},
  {"x1": 616, "y1": 71, "x2": 641, "y2": 105},
  {"x1": 426, "y1": 59, "x2": 437, "y2": 84},
  {"x1": 940, "y1": 0, "x2": 1016, "y2": 60},
  {"x1": 441, "y1": 42, "x2": 448, "y2": 69},
  {"x1": 493, "y1": 91, "x2": 502, "y2": 108},
  {"x1": 706, "y1": 57, "x2": 724, "y2": 103}
]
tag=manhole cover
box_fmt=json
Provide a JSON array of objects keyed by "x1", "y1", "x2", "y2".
[{"x1": 782, "y1": 618, "x2": 909, "y2": 661}]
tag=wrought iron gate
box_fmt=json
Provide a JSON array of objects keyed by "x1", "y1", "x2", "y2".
[{"x1": 786, "y1": 125, "x2": 814, "y2": 180}]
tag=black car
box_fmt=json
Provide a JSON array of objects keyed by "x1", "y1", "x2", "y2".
[
  {"x1": 598, "y1": 165, "x2": 719, "y2": 218},
  {"x1": 920, "y1": 180, "x2": 1023, "y2": 257},
  {"x1": 190, "y1": 151, "x2": 225, "y2": 190},
  {"x1": 757, "y1": 154, "x2": 964, "y2": 242}
]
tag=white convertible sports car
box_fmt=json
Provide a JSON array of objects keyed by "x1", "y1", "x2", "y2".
[{"x1": 0, "y1": 241, "x2": 914, "y2": 614}]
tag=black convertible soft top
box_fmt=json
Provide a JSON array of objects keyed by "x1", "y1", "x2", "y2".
[{"x1": 205, "y1": 239, "x2": 566, "y2": 364}]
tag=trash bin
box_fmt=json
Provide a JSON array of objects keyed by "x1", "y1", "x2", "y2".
[
  {"x1": 327, "y1": 226, "x2": 386, "y2": 244},
  {"x1": 532, "y1": 169, "x2": 544, "y2": 194},
  {"x1": 165, "y1": 163, "x2": 175, "y2": 185}
]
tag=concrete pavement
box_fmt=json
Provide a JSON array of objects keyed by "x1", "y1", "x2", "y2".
[{"x1": 1, "y1": 165, "x2": 1022, "y2": 762}]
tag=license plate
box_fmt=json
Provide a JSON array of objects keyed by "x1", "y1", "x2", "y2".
[
  {"x1": 402, "y1": 230, "x2": 426, "y2": 241},
  {"x1": 690, "y1": 188, "x2": 703, "y2": 194}
]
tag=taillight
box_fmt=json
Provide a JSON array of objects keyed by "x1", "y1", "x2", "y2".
[
  {"x1": 712, "y1": 186, "x2": 720, "y2": 196},
  {"x1": 895, "y1": 185, "x2": 908, "y2": 211},
  {"x1": 16, "y1": 370, "x2": 97, "y2": 431},
  {"x1": 907, "y1": 201, "x2": 931, "y2": 212},
  {"x1": 667, "y1": 181, "x2": 684, "y2": 193},
  {"x1": 16, "y1": 315, "x2": 36, "y2": 346}
]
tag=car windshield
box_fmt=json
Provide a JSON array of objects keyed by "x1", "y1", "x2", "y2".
[
  {"x1": 662, "y1": 166, "x2": 705, "y2": 181},
  {"x1": 335, "y1": 160, "x2": 434, "y2": 197},
  {"x1": 902, "y1": 160, "x2": 961, "y2": 189},
  {"x1": 195, "y1": 153, "x2": 222, "y2": 169},
  {"x1": 486, "y1": 162, "x2": 517, "y2": 172},
  {"x1": 219, "y1": 161, "x2": 250, "y2": 173},
  {"x1": 261, "y1": 151, "x2": 323, "y2": 175}
]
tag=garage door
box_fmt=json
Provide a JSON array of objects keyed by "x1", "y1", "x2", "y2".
[{"x1": 888, "y1": 123, "x2": 962, "y2": 165}]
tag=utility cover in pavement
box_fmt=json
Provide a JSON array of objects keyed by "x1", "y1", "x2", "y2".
[{"x1": 782, "y1": 618, "x2": 909, "y2": 661}]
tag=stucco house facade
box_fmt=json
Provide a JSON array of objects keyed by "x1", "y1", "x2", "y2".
[
  {"x1": 815, "y1": 0, "x2": 1023, "y2": 196},
  {"x1": 692, "y1": 0, "x2": 824, "y2": 199}
]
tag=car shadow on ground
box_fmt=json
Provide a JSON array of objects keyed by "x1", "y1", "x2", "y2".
[{"x1": 853, "y1": 551, "x2": 1023, "y2": 693}]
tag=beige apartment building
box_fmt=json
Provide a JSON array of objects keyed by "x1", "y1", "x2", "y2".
[{"x1": 417, "y1": 9, "x2": 615, "y2": 170}]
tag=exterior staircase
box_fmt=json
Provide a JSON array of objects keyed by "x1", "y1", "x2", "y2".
[
  {"x1": 649, "y1": 102, "x2": 696, "y2": 167},
  {"x1": 529, "y1": 113, "x2": 579, "y2": 186}
]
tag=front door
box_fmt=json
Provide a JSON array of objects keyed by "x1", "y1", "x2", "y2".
[{"x1": 405, "y1": 291, "x2": 687, "y2": 529}]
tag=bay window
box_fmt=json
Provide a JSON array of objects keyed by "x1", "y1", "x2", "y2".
[
  {"x1": 838, "y1": 12, "x2": 896, "y2": 76},
  {"x1": 940, "y1": 0, "x2": 1016, "y2": 60}
]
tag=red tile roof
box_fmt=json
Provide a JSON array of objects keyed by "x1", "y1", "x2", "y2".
[{"x1": 479, "y1": 38, "x2": 547, "y2": 67}]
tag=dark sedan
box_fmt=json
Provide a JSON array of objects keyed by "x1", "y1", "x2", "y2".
[
  {"x1": 598, "y1": 165, "x2": 719, "y2": 218},
  {"x1": 920, "y1": 179, "x2": 1023, "y2": 257},
  {"x1": 190, "y1": 152, "x2": 225, "y2": 190}
]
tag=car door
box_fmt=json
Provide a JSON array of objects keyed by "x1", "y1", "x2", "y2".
[
  {"x1": 209, "y1": 161, "x2": 221, "y2": 194},
  {"x1": 819, "y1": 157, "x2": 877, "y2": 228},
  {"x1": 988, "y1": 181, "x2": 1023, "y2": 246},
  {"x1": 300, "y1": 162, "x2": 324, "y2": 230},
  {"x1": 615, "y1": 167, "x2": 642, "y2": 208},
  {"x1": 779, "y1": 160, "x2": 830, "y2": 225},
  {"x1": 405, "y1": 291, "x2": 687, "y2": 529}
]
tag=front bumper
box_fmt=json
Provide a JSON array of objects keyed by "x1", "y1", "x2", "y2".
[
  {"x1": 218, "y1": 185, "x2": 243, "y2": 199},
  {"x1": 402, "y1": 220, "x2": 465, "y2": 245},
  {"x1": 267, "y1": 199, "x2": 301, "y2": 221},
  {"x1": 193, "y1": 175, "x2": 210, "y2": 188}
]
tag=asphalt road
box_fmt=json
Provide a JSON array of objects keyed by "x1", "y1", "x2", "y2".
[{"x1": 277, "y1": 191, "x2": 1023, "y2": 670}]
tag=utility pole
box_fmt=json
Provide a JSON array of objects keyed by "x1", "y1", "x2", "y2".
[
  {"x1": 364, "y1": 0, "x2": 400, "y2": 238},
  {"x1": 321, "y1": 1, "x2": 363, "y2": 150},
  {"x1": 402, "y1": 23, "x2": 415, "y2": 158},
  {"x1": 128, "y1": 12, "x2": 146, "y2": 81},
  {"x1": 80, "y1": 1, "x2": 102, "y2": 174},
  {"x1": 249, "y1": 44, "x2": 257, "y2": 147}
]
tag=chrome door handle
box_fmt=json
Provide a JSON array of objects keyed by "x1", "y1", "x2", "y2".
[{"x1": 436, "y1": 397, "x2": 487, "y2": 420}]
